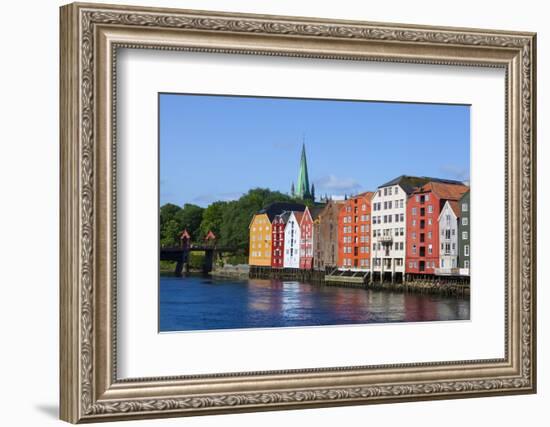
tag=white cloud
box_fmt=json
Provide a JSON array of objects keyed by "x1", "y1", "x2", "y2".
[
  {"x1": 439, "y1": 164, "x2": 470, "y2": 182},
  {"x1": 314, "y1": 174, "x2": 361, "y2": 192}
]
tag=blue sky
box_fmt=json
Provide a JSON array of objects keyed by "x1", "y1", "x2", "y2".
[{"x1": 160, "y1": 93, "x2": 470, "y2": 207}]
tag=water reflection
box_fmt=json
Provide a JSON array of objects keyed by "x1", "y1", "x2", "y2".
[{"x1": 159, "y1": 275, "x2": 470, "y2": 332}]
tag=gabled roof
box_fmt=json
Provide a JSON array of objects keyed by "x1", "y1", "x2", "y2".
[
  {"x1": 341, "y1": 191, "x2": 375, "y2": 205},
  {"x1": 293, "y1": 211, "x2": 304, "y2": 224},
  {"x1": 357, "y1": 191, "x2": 375, "y2": 201},
  {"x1": 273, "y1": 211, "x2": 292, "y2": 225},
  {"x1": 378, "y1": 175, "x2": 465, "y2": 195},
  {"x1": 439, "y1": 200, "x2": 460, "y2": 220},
  {"x1": 415, "y1": 181, "x2": 469, "y2": 201},
  {"x1": 300, "y1": 207, "x2": 313, "y2": 225},
  {"x1": 257, "y1": 202, "x2": 307, "y2": 222}
]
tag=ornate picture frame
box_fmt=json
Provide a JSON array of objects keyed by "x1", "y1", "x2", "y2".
[{"x1": 60, "y1": 2, "x2": 536, "y2": 423}]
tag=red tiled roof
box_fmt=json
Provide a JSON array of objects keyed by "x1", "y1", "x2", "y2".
[
  {"x1": 416, "y1": 181, "x2": 469, "y2": 201},
  {"x1": 448, "y1": 200, "x2": 460, "y2": 217},
  {"x1": 355, "y1": 191, "x2": 375, "y2": 200}
]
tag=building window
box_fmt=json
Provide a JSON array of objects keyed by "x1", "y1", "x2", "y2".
[
  {"x1": 462, "y1": 203, "x2": 468, "y2": 212},
  {"x1": 428, "y1": 231, "x2": 432, "y2": 239},
  {"x1": 388, "y1": 201, "x2": 392, "y2": 209},
  {"x1": 465, "y1": 260, "x2": 470, "y2": 268},
  {"x1": 462, "y1": 217, "x2": 468, "y2": 226},
  {"x1": 412, "y1": 219, "x2": 416, "y2": 226},
  {"x1": 412, "y1": 207, "x2": 417, "y2": 216},
  {"x1": 412, "y1": 232, "x2": 416, "y2": 239},
  {"x1": 428, "y1": 218, "x2": 432, "y2": 225},
  {"x1": 465, "y1": 245, "x2": 470, "y2": 256},
  {"x1": 462, "y1": 231, "x2": 469, "y2": 240},
  {"x1": 412, "y1": 245, "x2": 417, "y2": 254},
  {"x1": 427, "y1": 205, "x2": 433, "y2": 213},
  {"x1": 428, "y1": 244, "x2": 433, "y2": 254}
]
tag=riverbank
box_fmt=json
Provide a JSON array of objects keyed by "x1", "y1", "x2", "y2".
[
  {"x1": 326, "y1": 280, "x2": 469, "y2": 298},
  {"x1": 248, "y1": 265, "x2": 469, "y2": 298},
  {"x1": 210, "y1": 264, "x2": 250, "y2": 280}
]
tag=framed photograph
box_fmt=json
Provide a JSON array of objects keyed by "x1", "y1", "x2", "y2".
[{"x1": 60, "y1": 2, "x2": 537, "y2": 423}]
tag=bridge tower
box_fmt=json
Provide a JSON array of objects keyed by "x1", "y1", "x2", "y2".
[
  {"x1": 175, "y1": 229, "x2": 191, "y2": 276},
  {"x1": 203, "y1": 230, "x2": 217, "y2": 273}
]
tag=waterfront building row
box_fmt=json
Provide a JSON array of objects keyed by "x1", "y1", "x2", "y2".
[{"x1": 248, "y1": 175, "x2": 470, "y2": 279}]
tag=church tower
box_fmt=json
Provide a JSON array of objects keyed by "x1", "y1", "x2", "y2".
[{"x1": 295, "y1": 142, "x2": 313, "y2": 201}]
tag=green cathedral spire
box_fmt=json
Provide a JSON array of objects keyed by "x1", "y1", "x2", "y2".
[{"x1": 296, "y1": 141, "x2": 313, "y2": 201}]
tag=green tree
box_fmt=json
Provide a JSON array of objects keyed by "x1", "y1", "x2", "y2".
[
  {"x1": 160, "y1": 188, "x2": 306, "y2": 252},
  {"x1": 199, "y1": 201, "x2": 227, "y2": 239},
  {"x1": 160, "y1": 204, "x2": 182, "y2": 247},
  {"x1": 160, "y1": 203, "x2": 181, "y2": 228},
  {"x1": 175, "y1": 203, "x2": 204, "y2": 242},
  {"x1": 160, "y1": 218, "x2": 181, "y2": 247}
]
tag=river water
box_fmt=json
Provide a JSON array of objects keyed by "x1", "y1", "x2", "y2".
[{"x1": 159, "y1": 274, "x2": 470, "y2": 332}]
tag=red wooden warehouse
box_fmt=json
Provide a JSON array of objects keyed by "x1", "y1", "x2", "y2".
[
  {"x1": 405, "y1": 181, "x2": 469, "y2": 275},
  {"x1": 337, "y1": 192, "x2": 373, "y2": 269},
  {"x1": 299, "y1": 207, "x2": 314, "y2": 269},
  {"x1": 271, "y1": 212, "x2": 289, "y2": 268}
]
